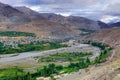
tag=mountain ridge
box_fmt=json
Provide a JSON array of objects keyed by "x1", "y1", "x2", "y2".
[{"x1": 0, "y1": 2, "x2": 108, "y2": 39}]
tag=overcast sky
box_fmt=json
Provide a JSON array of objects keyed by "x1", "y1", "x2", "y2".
[{"x1": 0, "y1": 0, "x2": 120, "y2": 23}]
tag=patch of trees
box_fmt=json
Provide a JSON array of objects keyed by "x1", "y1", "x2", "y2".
[
  {"x1": 0, "y1": 31, "x2": 36, "y2": 37},
  {"x1": 94, "y1": 47, "x2": 112, "y2": 64},
  {"x1": 28, "y1": 57, "x2": 91, "y2": 79},
  {"x1": 39, "y1": 52, "x2": 93, "y2": 62},
  {"x1": 84, "y1": 41, "x2": 113, "y2": 63},
  {"x1": 84, "y1": 40, "x2": 108, "y2": 50},
  {"x1": 0, "y1": 57, "x2": 91, "y2": 80},
  {"x1": 0, "y1": 41, "x2": 68, "y2": 54}
]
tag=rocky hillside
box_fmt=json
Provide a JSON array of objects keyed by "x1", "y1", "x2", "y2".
[
  {"x1": 15, "y1": 6, "x2": 101, "y2": 30},
  {"x1": 8, "y1": 20, "x2": 80, "y2": 39},
  {"x1": 97, "y1": 21, "x2": 110, "y2": 28},
  {"x1": 78, "y1": 25, "x2": 120, "y2": 80},
  {"x1": 84, "y1": 27, "x2": 120, "y2": 46},
  {"x1": 15, "y1": 6, "x2": 40, "y2": 16},
  {"x1": 39, "y1": 13, "x2": 100, "y2": 30},
  {"x1": 15, "y1": 6, "x2": 45, "y2": 20},
  {"x1": 0, "y1": 2, "x2": 31, "y2": 24}
]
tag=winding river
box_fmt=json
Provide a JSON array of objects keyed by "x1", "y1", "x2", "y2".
[{"x1": 0, "y1": 44, "x2": 100, "y2": 63}]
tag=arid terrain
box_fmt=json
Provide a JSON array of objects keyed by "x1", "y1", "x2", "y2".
[
  {"x1": 84, "y1": 27, "x2": 120, "y2": 46},
  {"x1": 0, "y1": 1, "x2": 120, "y2": 80},
  {"x1": 77, "y1": 27, "x2": 120, "y2": 80}
]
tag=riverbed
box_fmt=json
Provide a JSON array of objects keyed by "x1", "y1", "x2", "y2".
[{"x1": 0, "y1": 44, "x2": 100, "y2": 68}]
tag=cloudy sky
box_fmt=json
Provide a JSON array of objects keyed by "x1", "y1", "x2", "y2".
[{"x1": 0, "y1": 0, "x2": 120, "y2": 23}]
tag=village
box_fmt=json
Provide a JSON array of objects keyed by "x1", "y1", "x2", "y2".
[{"x1": 0, "y1": 37, "x2": 49, "y2": 48}]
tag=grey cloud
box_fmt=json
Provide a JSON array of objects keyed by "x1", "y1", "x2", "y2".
[
  {"x1": 39, "y1": 0, "x2": 72, "y2": 4},
  {"x1": 23, "y1": 0, "x2": 40, "y2": 6},
  {"x1": 104, "y1": 3, "x2": 120, "y2": 15}
]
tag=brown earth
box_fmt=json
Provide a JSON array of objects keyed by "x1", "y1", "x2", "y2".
[
  {"x1": 7, "y1": 20, "x2": 80, "y2": 39},
  {"x1": 78, "y1": 27, "x2": 120, "y2": 80},
  {"x1": 78, "y1": 46, "x2": 120, "y2": 80},
  {"x1": 0, "y1": 2, "x2": 101, "y2": 39},
  {"x1": 84, "y1": 27, "x2": 120, "y2": 46}
]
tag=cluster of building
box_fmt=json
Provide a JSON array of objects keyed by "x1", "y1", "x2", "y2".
[{"x1": 0, "y1": 37, "x2": 48, "y2": 48}]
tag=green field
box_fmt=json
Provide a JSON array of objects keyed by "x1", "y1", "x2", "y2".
[
  {"x1": 39, "y1": 52, "x2": 93, "y2": 62},
  {"x1": 0, "y1": 67, "x2": 25, "y2": 80}
]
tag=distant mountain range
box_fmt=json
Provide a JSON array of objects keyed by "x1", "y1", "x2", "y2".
[
  {"x1": 98, "y1": 21, "x2": 120, "y2": 29},
  {"x1": 0, "y1": 2, "x2": 119, "y2": 39},
  {"x1": 109, "y1": 22, "x2": 120, "y2": 28}
]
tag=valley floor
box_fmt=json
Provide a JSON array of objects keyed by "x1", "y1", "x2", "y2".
[{"x1": 0, "y1": 44, "x2": 100, "y2": 69}]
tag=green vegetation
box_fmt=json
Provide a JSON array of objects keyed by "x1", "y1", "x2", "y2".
[
  {"x1": 84, "y1": 41, "x2": 113, "y2": 64},
  {"x1": 94, "y1": 47, "x2": 112, "y2": 63},
  {"x1": 0, "y1": 41, "x2": 68, "y2": 54},
  {"x1": 0, "y1": 67, "x2": 25, "y2": 80},
  {"x1": 39, "y1": 52, "x2": 93, "y2": 62},
  {"x1": 31, "y1": 58, "x2": 91, "y2": 78},
  {"x1": 0, "y1": 41, "x2": 113, "y2": 80},
  {"x1": 84, "y1": 41, "x2": 107, "y2": 50},
  {"x1": 0, "y1": 57, "x2": 91, "y2": 80},
  {"x1": 0, "y1": 31, "x2": 36, "y2": 37}
]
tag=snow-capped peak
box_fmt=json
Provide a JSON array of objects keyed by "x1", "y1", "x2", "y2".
[{"x1": 100, "y1": 15, "x2": 120, "y2": 23}]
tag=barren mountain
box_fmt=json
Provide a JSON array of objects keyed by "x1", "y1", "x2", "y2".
[
  {"x1": 8, "y1": 20, "x2": 80, "y2": 39},
  {"x1": 15, "y1": 6, "x2": 40, "y2": 16},
  {"x1": 0, "y1": 2, "x2": 31, "y2": 24},
  {"x1": 66, "y1": 16, "x2": 100, "y2": 30},
  {"x1": 15, "y1": 7, "x2": 100, "y2": 30},
  {"x1": 39, "y1": 13, "x2": 100, "y2": 30},
  {"x1": 97, "y1": 21, "x2": 110, "y2": 28},
  {"x1": 110, "y1": 22, "x2": 120, "y2": 28},
  {"x1": 0, "y1": 2, "x2": 102, "y2": 39},
  {"x1": 15, "y1": 6, "x2": 45, "y2": 20},
  {"x1": 84, "y1": 27, "x2": 120, "y2": 46}
]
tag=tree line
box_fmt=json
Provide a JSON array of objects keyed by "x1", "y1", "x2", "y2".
[
  {"x1": 0, "y1": 41, "x2": 68, "y2": 54},
  {"x1": 0, "y1": 31, "x2": 36, "y2": 37}
]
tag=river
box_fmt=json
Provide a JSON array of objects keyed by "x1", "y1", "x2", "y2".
[{"x1": 0, "y1": 44, "x2": 100, "y2": 63}]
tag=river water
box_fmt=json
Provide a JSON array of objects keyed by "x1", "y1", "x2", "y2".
[{"x1": 0, "y1": 44, "x2": 100, "y2": 63}]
